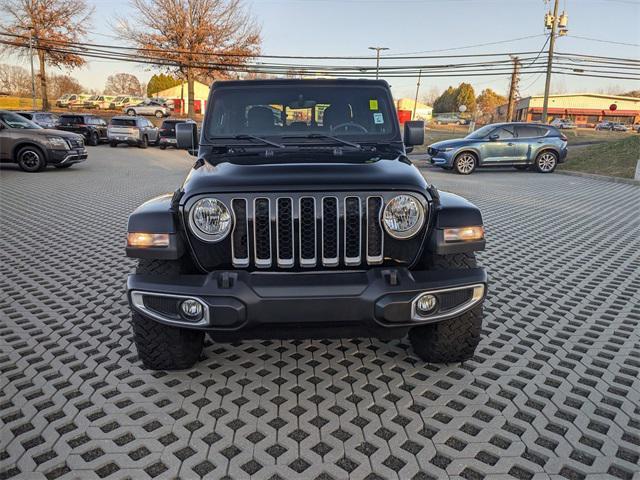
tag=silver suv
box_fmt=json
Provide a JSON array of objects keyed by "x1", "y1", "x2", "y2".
[
  {"x1": 108, "y1": 116, "x2": 159, "y2": 148},
  {"x1": 124, "y1": 100, "x2": 170, "y2": 118}
]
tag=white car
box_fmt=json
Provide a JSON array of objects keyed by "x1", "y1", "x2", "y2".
[{"x1": 124, "y1": 100, "x2": 170, "y2": 118}]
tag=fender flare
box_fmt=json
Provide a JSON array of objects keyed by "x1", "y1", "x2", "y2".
[
  {"x1": 427, "y1": 190, "x2": 485, "y2": 255},
  {"x1": 126, "y1": 193, "x2": 185, "y2": 260}
]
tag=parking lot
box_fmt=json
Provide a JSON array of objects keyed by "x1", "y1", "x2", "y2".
[{"x1": 1, "y1": 146, "x2": 639, "y2": 480}]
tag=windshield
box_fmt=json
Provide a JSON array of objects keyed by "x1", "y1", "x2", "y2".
[
  {"x1": 0, "y1": 112, "x2": 41, "y2": 129},
  {"x1": 466, "y1": 125, "x2": 495, "y2": 139},
  {"x1": 205, "y1": 84, "x2": 396, "y2": 142}
]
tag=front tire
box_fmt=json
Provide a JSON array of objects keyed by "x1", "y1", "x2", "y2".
[
  {"x1": 453, "y1": 152, "x2": 477, "y2": 175},
  {"x1": 132, "y1": 259, "x2": 204, "y2": 370},
  {"x1": 17, "y1": 146, "x2": 47, "y2": 172},
  {"x1": 155, "y1": 110, "x2": 163, "y2": 118},
  {"x1": 138, "y1": 135, "x2": 148, "y2": 149},
  {"x1": 409, "y1": 253, "x2": 483, "y2": 363},
  {"x1": 88, "y1": 131, "x2": 99, "y2": 146},
  {"x1": 126, "y1": 109, "x2": 136, "y2": 116},
  {"x1": 534, "y1": 150, "x2": 558, "y2": 173},
  {"x1": 109, "y1": 141, "x2": 118, "y2": 148}
]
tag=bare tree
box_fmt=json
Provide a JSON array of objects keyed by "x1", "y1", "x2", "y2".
[
  {"x1": 47, "y1": 73, "x2": 83, "y2": 99},
  {"x1": 0, "y1": 0, "x2": 93, "y2": 110},
  {"x1": 0, "y1": 63, "x2": 31, "y2": 96},
  {"x1": 116, "y1": 0, "x2": 261, "y2": 117},
  {"x1": 104, "y1": 73, "x2": 143, "y2": 96}
]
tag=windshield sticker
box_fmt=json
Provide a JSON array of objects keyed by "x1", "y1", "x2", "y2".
[
  {"x1": 373, "y1": 112, "x2": 384, "y2": 124},
  {"x1": 369, "y1": 99, "x2": 379, "y2": 110}
]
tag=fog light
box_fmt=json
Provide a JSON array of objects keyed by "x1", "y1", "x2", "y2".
[
  {"x1": 415, "y1": 293, "x2": 438, "y2": 316},
  {"x1": 180, "y1": 299, "x2": 203, "y2": 321}
]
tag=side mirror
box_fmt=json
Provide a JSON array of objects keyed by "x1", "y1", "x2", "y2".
[
  {"x1": 489, "y1": 133, "x2": 499, "y2": 141},
  {"x1": 176, "y1": 122, "x2": 198, "y2": 157},
  {"x1": 404, "y1": 120, "x2": 425, "y2": 147}
]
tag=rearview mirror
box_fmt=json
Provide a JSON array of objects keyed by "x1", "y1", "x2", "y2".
[
  {"x1": 176, "y1": 122, "x2": 199, "y2": 156},
  {"x1": 489, "y1": 133, "x2": 499, "y2": 141},
  {"x1": 404, "y1": 120, "x2": 425, "y2": 147}
]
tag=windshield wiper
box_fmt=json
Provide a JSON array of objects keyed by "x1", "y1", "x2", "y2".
[
  {"x1": 231, "y1": 134, "x2": 285, "y2": 148},
  {"x1": 283, "y1": 133, "x2": 362, "y2": 150}
]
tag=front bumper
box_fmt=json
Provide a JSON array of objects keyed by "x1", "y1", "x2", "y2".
[
  {"x1": 127, "y1": 267, "x2": 487, "y2": 336},
  {"x1": 159, "y1": 137, "x2": 177, "y2": 145},
  {"x1": 49, "y1": 148, "x2": 88, "y2": 165}
]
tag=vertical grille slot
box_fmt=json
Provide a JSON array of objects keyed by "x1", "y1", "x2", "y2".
[
  {"x1": 299, "y1": 197, "x2": 317, "y2": 267},
  {"x1": 253, "y1": 198, "x2": 271, "y2": 268},
  {"x1": 231, "y1": 198, "x2": 249, "y2": 267},
  {"x1": 321, "y1": 197, "x2": 339, "y2": 266},
  {"x1": 344, "y1": 197, "x2": 362, "y2": 265},
  {"x1": 366, "y1": 196, "x2": 384, "y2": 264},
  {"x1": 276, "y1": 198, "x2": 294, "y2": 268}
]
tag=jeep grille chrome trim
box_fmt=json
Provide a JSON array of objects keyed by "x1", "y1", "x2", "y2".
[
  {"x1": 253, "y1": 198, "x2": 272, "y2": 268},
  {"x1": 231, "y1": 198, "x2": 249, "y2": 268},
  {"x1": 344, "y1": 196, "x2": 362, "y2": 266},
  {"x1": 223, "y1": 192, "x2": 427, "y2": 269},
  {"x1": 299, "y1": 197, "x2": 317, "y2": 267}
]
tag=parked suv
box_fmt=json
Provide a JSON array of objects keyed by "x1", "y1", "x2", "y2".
[
  {"x1": 56, "y1": 114, "x2": 108, "y2": 146},
  {"x1": 433, "y1": 113, "x2": 468, "y2": 125},
  {"x1": 108, "y1": 116, "x2": 159, "y2": 148},
  {"x1": 124, "y1": 100, "x2": 170, "y2": 118},
  {"x1": 158, "y1": 118, "x2": 193, "y2": 149},
  {"x1": 427, "y1": 122, "x2": 568, "y2": 174},
  {"x1": 0, "y1": 110, "x2": 87, "y2": 172},
  {"x1": 15, "y1": 111, "x2": 59, "y2": 129},
  {"x1": 125, "y1": 79, "x2": 487, "y2": 370}
]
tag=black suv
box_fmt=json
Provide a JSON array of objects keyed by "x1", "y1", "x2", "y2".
[
  {"x1": 125, "y1": 79, "x2": 487, "y2": 370},
  {"x1": 56, "y1": 114, "x2": 108, "y2": 146},
  {"x1": 158, "y1": 119, "x2": 193, "y2": 149}
]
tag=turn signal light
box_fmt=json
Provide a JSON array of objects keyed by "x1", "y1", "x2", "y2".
[
  {"x1": 443, "y1": 226, "x2": 484, "y2": 242},
  {"x1": 127, "y1": 232, "x2": 170, "y2": 248}
]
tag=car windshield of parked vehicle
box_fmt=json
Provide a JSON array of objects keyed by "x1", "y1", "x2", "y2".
[
  {"x1": 111, "y1": 118, "x2": 137, "y2": 127},
  {"x1": 0, "y1": 111, "x2": 41, "y2": 129},
  {"x1": 205, "y1": 85, "x2": 396, "y2": 142},
  {"x1": 465, "y1": 125, "x2": 495, "y2": 139}
]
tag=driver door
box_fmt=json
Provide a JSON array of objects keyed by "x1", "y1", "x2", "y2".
[{"x1": 481, "y1": 126, "x2": 516, "y2": 165}]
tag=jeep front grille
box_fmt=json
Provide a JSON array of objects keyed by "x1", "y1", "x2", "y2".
[{"x1": 230, "y1": 193, "x2": 389, "y2": 269}]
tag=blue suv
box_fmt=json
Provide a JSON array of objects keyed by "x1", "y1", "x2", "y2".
[{"x1": 427, "y1": 122, "x2": 568, "y2": 174}]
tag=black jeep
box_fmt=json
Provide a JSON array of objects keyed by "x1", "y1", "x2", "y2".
[{"x1": 126, "y1": 79, "x2": 487, "y2": 370}]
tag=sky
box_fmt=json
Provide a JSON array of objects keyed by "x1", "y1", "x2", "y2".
[{"x1": 5, "y1": 0, "x2": 640, "y2": 100}]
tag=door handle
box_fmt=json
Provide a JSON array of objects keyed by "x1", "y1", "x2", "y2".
[{"x1": 507, "y1": 142, "x2": 514, "y2": 146}]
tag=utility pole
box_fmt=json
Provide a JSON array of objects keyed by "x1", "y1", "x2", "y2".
[
  {"x1": 368, "y1": 46, "x2": 389, "y2": 79},
  {"x1": 506, "y1": 57, "x2": 521, "y2": 122},
  {"x1": 412, "y1": 69, "x2": 422, "y2": 120},
  {"x1": 542, "y1": 0, "x2": 562, "y2": 123},
  {"x1": 28, "y1": 29, "x2": 36, "y2": 110}
]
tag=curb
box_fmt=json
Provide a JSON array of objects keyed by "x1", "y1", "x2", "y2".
[{"x1": 556, "y1": 169, "x2": 640, "y2": 186}]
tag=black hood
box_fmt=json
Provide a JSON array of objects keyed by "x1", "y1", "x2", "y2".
[{"x1": 181, "y1": 157, "x2": 428, "y2": 197}]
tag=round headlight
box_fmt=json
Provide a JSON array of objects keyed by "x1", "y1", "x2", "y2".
[
  {"x1": 382, "y1": 194, "x2": 426, "y2": 239},
  {"x1": 189, "y1": 198, "x2": 232, "y2": 242}
]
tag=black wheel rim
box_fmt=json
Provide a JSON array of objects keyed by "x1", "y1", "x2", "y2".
[{"x1": 21, "y1": 150, "x2": 40, "y2": 170}]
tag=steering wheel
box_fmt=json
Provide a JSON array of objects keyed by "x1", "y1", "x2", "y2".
[{"x1": 331, "y1": 122, "x2": 368, "y2": 133}]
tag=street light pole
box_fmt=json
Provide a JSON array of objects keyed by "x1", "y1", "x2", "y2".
[
  {"x1": 412, "y1": 69, "x2": 422, "y2": 120},
  {"x1": 541, "y1": 0, "x2": 560, "y2": 123},
  {"x1": 368, "y1": 46, "x2": 389, "y2": 79}
]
